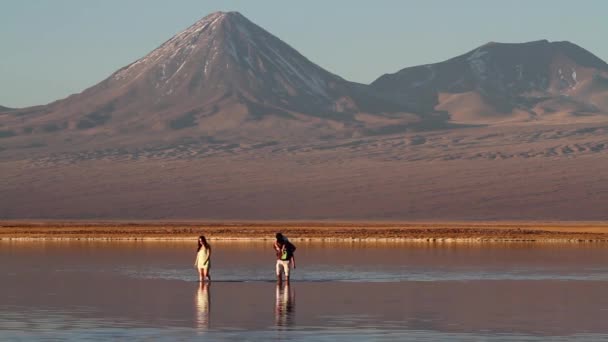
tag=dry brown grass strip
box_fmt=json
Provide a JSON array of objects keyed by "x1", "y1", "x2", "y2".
[{"x1": 1, "y1": 221, "x2": 608, "y2": 241}]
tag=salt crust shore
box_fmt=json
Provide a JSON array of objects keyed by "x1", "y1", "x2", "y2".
[
  {"x1": 2, "y1": 222, "x2": 608, "y2": 243},
  {"x1": 2, "y1": 237, "x2": 608, "y2": 243}
]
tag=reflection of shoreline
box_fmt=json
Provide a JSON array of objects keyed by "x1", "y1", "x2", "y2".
[
  {"x1": 275, "y1": 282, "x2": 295, "y2": 327},
  {"x1": 195, "y1": 283, "x2": 210, "y2": 331}
]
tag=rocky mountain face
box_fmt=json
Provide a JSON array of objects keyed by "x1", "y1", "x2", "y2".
[{"x1": 372, "y1": 40, "x2": 608, "y2": 123}]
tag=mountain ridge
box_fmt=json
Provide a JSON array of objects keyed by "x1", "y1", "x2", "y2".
[
  {"x1": 1, "y1": 12, "x2": 607, "y2": 154},
  {"x1": 371, "y1": 39, "x2": 608, "y2": 123}
]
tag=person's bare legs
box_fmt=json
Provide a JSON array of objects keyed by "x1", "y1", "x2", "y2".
[
  {"x1": 198, "y1": 268, "x2": 204, "y2": 282},
  {"x1": 203, "y1": 267, "x2": 211, "y2": 282},
  {"x1": 276, "y1": 260, "x2": 283, "y2": 283},
  {"x1": 285, "y1": 263, "x2": 290, "y2": 284},
  {"x1": 285, "y1": 261, "x2": 291, "y2": 283},
  {"x1": 277, "y1": 269, "x2": 283, "y2": 284}
]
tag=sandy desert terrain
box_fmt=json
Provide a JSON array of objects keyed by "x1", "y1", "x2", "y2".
[{"x1": 2, "y1": 121, "x2": 608, "y2": 221}]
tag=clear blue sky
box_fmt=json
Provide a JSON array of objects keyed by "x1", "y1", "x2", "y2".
[{"x1": 2, "y1": 0, "x2": 607, "y2": 107}]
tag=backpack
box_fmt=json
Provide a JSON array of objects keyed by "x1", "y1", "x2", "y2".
[
  {"x1": 280, "y1": 241, "x2": 296, "y2": 260},
  {"x1": 286, "y1": 241, "x2": 296, "y2": 253}
]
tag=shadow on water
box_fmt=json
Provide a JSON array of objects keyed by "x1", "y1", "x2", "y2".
[
  {"x1": 275, "y1": 282, "x2": 295, "y2": 328},
  {"x1": 194, "y1": 282, "x2": 210, "y2": 332}
]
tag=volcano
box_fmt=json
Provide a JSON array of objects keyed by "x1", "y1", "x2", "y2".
[{"x1": 0, "y1": 11, "x2": 417, "y2": 151}]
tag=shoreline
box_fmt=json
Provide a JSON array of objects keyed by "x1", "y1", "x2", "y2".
[
  {"x1": 2, "y1": 237, "x2": 608, "y2": 243},
  {"x1": 2, "y1": 222, "x2": 608, "y2": 243}
]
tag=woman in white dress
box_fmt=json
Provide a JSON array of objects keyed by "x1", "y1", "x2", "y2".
[{"x1": 194, "y1": 235, "x2": 211, "y2": 282}]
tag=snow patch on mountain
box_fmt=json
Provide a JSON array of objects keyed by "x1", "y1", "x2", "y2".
[
  {"x1": 112, "y1": 12, "x2": 227, "y2": 83},
  {"x1": 467, "y1": 49, "x2": 489, "y2": 80}
]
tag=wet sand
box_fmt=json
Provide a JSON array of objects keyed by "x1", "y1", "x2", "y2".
[{"x1": 2, "y1": 221, "x2": 608, "y2": 242}]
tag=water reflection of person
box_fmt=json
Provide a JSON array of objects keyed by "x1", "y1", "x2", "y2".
[
  {"x1": 275, "y1": 281, "x2": 295, "y2": 328},
  {"x1": 195, "y1": 282, "x2": 210, "y2": 331}
]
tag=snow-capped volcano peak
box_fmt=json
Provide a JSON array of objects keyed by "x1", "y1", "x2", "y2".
[
  {"x1": 108, "y1": 10, "x2": 339, "y2": 105},
  {"x1": 112, "y1": 11, "x2": 235, "y2": 83}
]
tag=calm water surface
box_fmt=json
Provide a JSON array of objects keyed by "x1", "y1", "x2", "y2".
[{"x1": 1, "y1": 241, "x2": 608, "y2": 341}]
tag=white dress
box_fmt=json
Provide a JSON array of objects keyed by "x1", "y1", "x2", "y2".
[{"x1": 195, "y1": 247, "x2": 210, "y2": 269}]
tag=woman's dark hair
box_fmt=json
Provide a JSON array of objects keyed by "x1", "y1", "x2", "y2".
[
  {"x1": 275, "y1": 232, "x2": 284, "y2": 242},
  {"x1": 197, "y1": 235, "x2": 210, "y2": 252}
]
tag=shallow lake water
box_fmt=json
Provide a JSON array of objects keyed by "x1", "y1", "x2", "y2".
[{"x1": 1, "y1": 241, "x2": 608, "y2": 341}]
